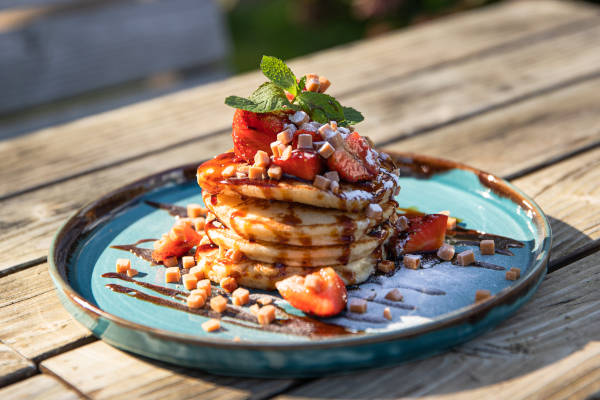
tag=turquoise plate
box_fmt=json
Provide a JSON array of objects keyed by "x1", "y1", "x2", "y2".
[{"x1": 49, "y1": 152, "x2": 551, "y2": 377}]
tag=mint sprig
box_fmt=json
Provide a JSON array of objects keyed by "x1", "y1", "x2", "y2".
[{"x1": 224, "y1": 55, "x2": 364, "y2": 126}]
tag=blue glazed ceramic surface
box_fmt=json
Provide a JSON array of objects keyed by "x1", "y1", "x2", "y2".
[{"x1": 49, "y1": 153, "x2": 551, "y2": 377}]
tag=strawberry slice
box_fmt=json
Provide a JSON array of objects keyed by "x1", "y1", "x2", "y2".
[
  {"x1": 152, "y1": 222, "x2": 202, "y2": 263},
  {"x1": 272, "y1": 149, "x2": 324, "y2": 181},
  {"x1": 232, "y1": 109, "x2": 287, "y2": 163},
  {"x1": 403, "y1": 214, "x2": 448, "y2": 253},
  {"x1": 327, "y1": 132, "x2": 379, "y2": 182},
  {"x1": 275, "y1": 267, "x2": 347, "y2": 317}
]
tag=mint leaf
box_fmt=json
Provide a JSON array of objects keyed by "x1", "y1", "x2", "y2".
[
  {"x1": 225, "y1": 82, "x2": 295, "y2": 113},
  {"x1": 296, "y1": 91, "x2": 345, "y2": 123},
  {"x1": 260, "y1": 56, "x2": 298, "y2": 96},
  {"x1": 341, "y1": 106, "x2": 364, "y2": 125},
  {"x1": 297, "y1": 75, "x2": 306, "y2": 91}
]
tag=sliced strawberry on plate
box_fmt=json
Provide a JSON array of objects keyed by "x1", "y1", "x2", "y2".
[
  {"x1": 327, "y1": 132, "x2": 379, "y2": 182},
  {"x1": 275, "y1": 267, "x2": 347, "y2": 317},
  {"x1": 152, "y1": 222, "x2": 202, "y2": 263},
  {"x1": 272, "y1": 149, "x2": 324, "y2": 181},
  {"x1": 232, "y1": 109, "x2": 287, "y2": 163},
  {"x1": 403, "y1": 214, "x2": 448, "y2": 253}
]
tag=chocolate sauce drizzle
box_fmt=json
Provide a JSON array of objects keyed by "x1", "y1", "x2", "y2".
[
  {"x1": 110, "y1": 239, "x2": 156, "y2": 263},
  {"x1": 145, "y1": 200, "x2": 188, "y2": 217}
]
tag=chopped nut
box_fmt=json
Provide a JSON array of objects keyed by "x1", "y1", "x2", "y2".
[
  {"x1": 189, "y1": 265, "x2": 205, "y2": 280},
  {"x1": 169, "y1": 226, "x2": 184, "y2": 242},
  {"x1": 475, "y1": 289, "x2": 492, "y2": 303},
  {"x1": 163, "y1": 257, "x2": 178, "y2": 268},
  {"x1": 506, "y1": 270, "x2": 518, "y2": 281},
  {"x1": 366, "y1": 203, "x2": 383, "y2": 219},
  {"x1": 403, "y1": 254, "x2": 421, "y2": 270},
  {"x1": 457, "y1": 250, "x2": 475, "y2": 266},
  {"x1": 257, "y1": 305, "x2": 277, "y2": 325},
  {"x1": 289, "y1": 110, "x2": 309, "y2": 125},
  {"x1": 377, "y1": 260, "x2": 395, "y2": 274},
  {"x1": 225, "y1": 248, "x2": 244, "y2": 262},
  {"x1": 480, "y1": 239, "x2": 495, "y2": 255},
  {"x1": 190, "y1": 289, "x2": 207, "y2": 301},
  {"x1": 305, "y1": 274, "x2": 324, "y2": 293},
  {"x1": 187, "y1": 204, "x2": 206, "y2": 218},
  {"x1": 338, "y1": 126, "x2": 350, "y2": 136},
  {"x1": 284, "y1": 123, "x2": 297, "y2": 134},
  {"x1": 510, "y1": 267, "x2": 521, "y2": 279},
  {"x1": 299, "y1": 122, "x2": 317, "y2": 132},
  {"x1": 305, "y1": 73, "x2": 320, "y2": 92},
  {"x1": 324, "y1": 171, "x2": 339, "y2": 182},
  {"x1": 313, "y1": 175, "x2": 331, "y2": 190},
  {"x1": 210, "y1": 295, "x2": 228, "y2": 313},
  {"x1": 326, "y1": 131, "x2": 344, "y2": 149},
  {"x1": 182, "y1": 274, "x2": 198, "y2": 290},
  {"x1": 220, "y1": 277, "x2": 238, "y2": 293},
  {"x1": 385, "y1": 288, "x2": 403, "y2": 301},
  {"x1": 277, "y1": 129, "x2": 294, "y2": 145},
  {"x1": 437, "y1": 244, "x2": 455, "y2": 261},
  {"x1": 270, "y1": 141, "x2": 282, "y2": 157},
  {"x1": 318, "y1": 123, "x2": 335, "y2": 139},
  {"x1": 193, "y1": 217, "x2": 206, "y2": 231},
  {"x1": 126, "y1": 268, "x2": 138, "y2": 277},
  {"x1": 187, "y1": 294, "x2": 205, "y2": 309},
  {"x1": 318, "y1": 142, "x2": 335, "y2": 159},
  {"x1": 232, "y1": 288, "x2": 250, "y2": 306},
  {"x1": 237, "y1": 165, "x2": 249, "y2": 174},
  {"x1": 383, "y1": 307, "x2": 392, "y2": 320},
  {"x1": 254, "y1": 150, "x2": 270, "y2": 168},
  {"x1": 248, "y1": 166, "x2": 266, "y2": 180},
  {"x1": 330, "y1": 181, "x2": 340, "y2": 194},
  {"x1": 197, "y1": 279, "x2": 212, "y2": 297},
  {"x1": 395, "y1": 215, "x2": 409, "y2": 231},
  {"x1": 236, "y1": 171, "x2": 247, "y2": 179},
  {"x1": 267, "y1": 165, "x2": 283, "y2": 180},
  {"x1": 447, "y1": 217, "x2": 457, "y2": 230},
  {"x1": 182, "y1": 256, "x2": 195, "y2": 269},
  {"x1": 280, "y1": 145, "x2": 293, "y2": 160},
  {"x1": 348, "y1": 298, "x2": 367, "y2": 313},
  {"x1": 116, "y1": 258, "x2": 131, "y2": 273},
  {"x1": 257, "y1": 296, "x2": 273, "y2": 306},
  {"x1": 329, "y1": 120, "x2": 338, "y2": 130},
  {"x1": 202, "y1": 319, "x2": 221, "y2": 332},
  {"x1": 297, "y1": 133, "x2": 313, "y2": 149},
  {"x1": 318, "y1": 76, "x2": 331, "y2": 93},
  {"x1": 249, "y1": 303, "x2": 260, "y2": 316},
  {"x1": 222, "y1": 165, "x2": 236, "y2": 178},
  {"x1": 165, "y1": 267, "x2": 181, "y2": 283}
]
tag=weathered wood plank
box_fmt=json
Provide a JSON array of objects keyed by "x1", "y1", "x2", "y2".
[
  {"x1": 0, "y1": 264, "x2": 92, "y2": 362},
  {"x1": 0, "y1": 0, "x2": 229, "y2": 113},
  {"x1": 1, "y1": 0, "x2": 596, "y2": 196},
  {"x1": 2, "y1": 71, "x2": 600, "y2": 273},
  {"x1": 0, "y1": 343, "x2": 35, "y2": 388},
  {"x1": 0, "y1": 373, "x2": 80, "y2": 400},
  {"x1": 275, "y1": 251, "x2": 600, "y2": 400},
  {"x1": 40, "y1": 340, "x2": 295, "y2": 400}
]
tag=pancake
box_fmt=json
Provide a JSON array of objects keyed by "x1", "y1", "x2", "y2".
[
  {"x1": 197, "y1": 152, "x2": 400, "y2": 212},
  {"x1": 196, "y1": 248, "x2": 378, "y2": 290},
  {"x1": 204, "y1": 192, "x2": 396, "y2": 245},
  {"x1": 205, "y1": 219, "x2": 392, "y2": 267}
]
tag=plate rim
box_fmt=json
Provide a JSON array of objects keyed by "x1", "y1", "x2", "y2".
[{"x1": 48, "y1": 151, "x2": 552, "y2": 350}]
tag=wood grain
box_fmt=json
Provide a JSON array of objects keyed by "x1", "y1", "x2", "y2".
[
  {"x1": 2, "y1": 69, "x2": 599, "y2": 273},
  {"x1": 40, "y1": 340, "x2": 295, "y2": 400},
  {"x1": 0, "y1": 343, "x2": 35, "y2": 388},
  {"x1": 0, "y1": 264, "x2": 92, "y2": 362},
  {"x1": 275, "y1": 251, "x2": 600, "y2": 400},
  {"x1": 0, "y1": 0, "x2": 229, "y2": 113},
  {"x1": 0, "y1": 373, "x2": 80, "y2": 400},
  {"x1": 1, "y1": 0, "x2": 596, "y2": 196}
]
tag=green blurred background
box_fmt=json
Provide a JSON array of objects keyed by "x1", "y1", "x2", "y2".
[{"x1": 223, "y1": 0, "x2": 499, "y2": 73}]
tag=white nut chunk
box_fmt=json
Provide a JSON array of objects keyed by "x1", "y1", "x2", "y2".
[
  {"x1": 299, "y1": 122, "x2": 317, "y2": 132},
  {"x1": 289, "y1": 110, "x2": 309, "y2": 125},
  {"x1": 318, "y1": 123, "x2": 335, "y2": 139},
  {"x1": 318, "y1": 76, "x2": 331, "y2": 93},
  {"x1": 330, "y1": 180, "x2": 340, "y2": 194},
  {"x1": 318, "y1": 142, "x2": 335, "y2": 159},
  {"x1": 280, "y1": 145, "x2": 293, "y2": 160},
  {"x1": 267, "y1": 165, "x2": 282, "y2": 180},
  {"x1": 254, "y1": 150, "x2": 270, "y2": 168},
  {"x1": 313, "y1": 175, "x2": 331, "y2": 190},
  {"x1": 270, "y1": 141, "x2": 283, "y2": 157},
  {"x1": 277, "y1": 129, "x2": 294, "y2": 145},
  {"x1": 366, "y1": 203, "x2": 383, "y2": 219},
  {"x1": 305, "y1": 73, "x2": 320, "y2": 92},
  {"x1": 324, "y1": 171, "x2": 339, "y2": 182},
  {"x1": 403, "y1": 254, "x2": 421, "y2": 270},
  {"x1": 457, "y1": 249, "x2": 475, "y2": 266},
  {"x1": 297, "y1": 133, "x2": 313, "y2": 149},
  {"x1": 248, "y1": 166, "x2": 266, "y2": 180},
  {"x1": 326, "y1": 131, "x2": 344, "y2": 149}
]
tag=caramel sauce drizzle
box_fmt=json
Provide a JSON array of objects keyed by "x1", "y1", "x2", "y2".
[{"x1": 145, "y1": 200, "x2": 187, "y2": 217}]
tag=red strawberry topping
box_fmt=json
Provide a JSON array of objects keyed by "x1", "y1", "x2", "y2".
[
  {"x1": 232, "y1": 109, "x2": 287, "y2": 163},
  {"x1": 272, "y1": 149, "x2": 324, "y2": 181}
]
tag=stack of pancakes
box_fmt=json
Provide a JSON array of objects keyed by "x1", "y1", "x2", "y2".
[{"x1": 196, "y1": 151, "x2": 400, "y2": 290}]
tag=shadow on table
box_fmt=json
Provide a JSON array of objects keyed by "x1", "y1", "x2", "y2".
[{"x1": 122, "y1": 216, "x2": 597, "y2": 399}]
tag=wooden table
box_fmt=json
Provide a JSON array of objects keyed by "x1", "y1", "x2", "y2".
[{"x1": 1, "y1": 0, "x2": 600, "y2": 398}]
